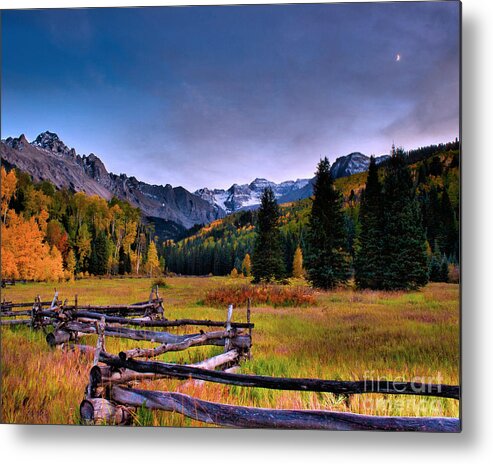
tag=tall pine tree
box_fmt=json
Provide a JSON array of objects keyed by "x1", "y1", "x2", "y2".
[
  {"x1": 354, "y1": 156, "x2": 384, "y2": 289},
  {"x1": 305, "y1": 157, "x2": 349, "y2": 289},
  {"x1": 252, "y1": 188, "x2": 285, "y2": 283},
  {"x1": 381, "y1": 147, "x2": 429, "y2": 290}
]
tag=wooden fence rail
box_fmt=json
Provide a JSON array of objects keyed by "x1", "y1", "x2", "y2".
[
  {"x1": 79, "y1": 386, "x2": 459, "y2": 431},
  {"x1": 97, "y1": 351, "x2": 460, "y2": 400}
]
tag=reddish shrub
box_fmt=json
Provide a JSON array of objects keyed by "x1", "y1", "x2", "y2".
[{"x1": 204, "y1": 284, "x2": 316, "y2": 308}]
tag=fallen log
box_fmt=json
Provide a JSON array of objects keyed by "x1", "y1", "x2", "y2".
[
  {"x1": 46, "y1": 330, "x2": 72, "y2": 346},
  {"x1": 46, "y1": 330, "x2": 91, "y2": 346},
  {"x1": 121, "y1": 330, "x2": 240, "y2": 359},
  {"x1": 98, "y1": 352, "x2": 460, "y2": 400},
  {"x1": 107, "y1": 387, "x2": 460, "y2": 431},
  {"x1": 80, "y1": 397, "x2": 133, "y2": 425}
]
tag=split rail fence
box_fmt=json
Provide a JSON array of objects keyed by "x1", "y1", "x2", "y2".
[{"x1": 1, "y1": 288, "x2": 460, "y2": 431}]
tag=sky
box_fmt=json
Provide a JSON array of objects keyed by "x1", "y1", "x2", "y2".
[{"x1": 1, "y1": 2, "x2": 460, "y2": 191}]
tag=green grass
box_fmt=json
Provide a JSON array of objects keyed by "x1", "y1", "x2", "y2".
[{"x1": 0, "y1": 277, "x2": 459, "y2": 426}]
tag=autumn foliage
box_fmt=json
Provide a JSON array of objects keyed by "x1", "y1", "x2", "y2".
[
  {"x1": 1, "y1": 166, "x2": 159, "y2": 281},
  {"x1": 204, "y1": 284, "x2": 316, "y2": 308},
  {"x1": 1, "y1": 167, "x2": 65, "y2": 281},
  {"x1": 1, "y1": 210, "x2": 65, "y2": 281}
]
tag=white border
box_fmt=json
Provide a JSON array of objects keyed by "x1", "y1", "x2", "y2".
[{"x1": 1, "y1": 0, "x2": 493, "y2": 463}]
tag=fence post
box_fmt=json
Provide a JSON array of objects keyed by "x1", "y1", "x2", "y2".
[
  {"x1": 247, "y1": 298, "x2": 252, "y2": 360},
  {"x1": 224, "y1": 304, "x2": 233, "y2": 352},
  {"x1": 50, "y1": 290, "x2": 59, "y2": 310}
]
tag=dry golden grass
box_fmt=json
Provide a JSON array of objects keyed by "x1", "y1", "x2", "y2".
[{"x1": 0, "y1": 277, "x2": 459, "y2": 426}]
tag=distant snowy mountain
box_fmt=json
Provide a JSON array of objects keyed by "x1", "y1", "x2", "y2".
[
  {"x1": 330, "y1": 152, "x2": 390, "y2": 179},
  {"x1": 195, "y1": 178, "x2": 311, "y2": 214},
  {"x1": 197, "y1": 153, "x2": 390, "y2": 214}
]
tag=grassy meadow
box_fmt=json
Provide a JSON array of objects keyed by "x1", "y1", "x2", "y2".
[{"x1": 0, "y1": 276, "x2": 460, "y2": 426}]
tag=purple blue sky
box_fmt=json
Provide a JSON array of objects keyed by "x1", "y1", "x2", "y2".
[{"x1": 1, "y1": 2, "x2": 460, "y2": 191}]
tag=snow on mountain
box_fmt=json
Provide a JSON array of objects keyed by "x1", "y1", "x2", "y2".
[
  {"x1": 195, "y1": 177, "x2": 311, "y2": 214},
  {"x1": 197, "y1": 153, "x2": 390, "y2": 214}
]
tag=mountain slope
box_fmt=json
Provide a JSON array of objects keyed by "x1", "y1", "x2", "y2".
[{"x1": 1, "y1": 132, "x2": 223, "y2": 229}]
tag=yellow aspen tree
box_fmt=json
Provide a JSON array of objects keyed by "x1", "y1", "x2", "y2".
[
  {"x1": 241, "y1": 253, "x2": 252, "y2": 277},
  {"x1": 292, "y1": 246, "x2": 304, "y2": 278},
  {"x1": 147, "y1": 241, "x2": 160, "y2": 277},
  {"x1": 1, "y1": 167, "x2": 17, "y2": 224},
  {"x1": 65, "y1": 249, "x2": 77, "y2": 278}
]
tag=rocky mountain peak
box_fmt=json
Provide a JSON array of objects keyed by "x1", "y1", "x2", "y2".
[
  {"x1": 32, "y1": 131, "x2": 76, "y2": 158},
  {"x1": 3, "y1": 134, "x2": 29, "y2": 151},
  {"x1": 249, "y1": 178, "x2": 276, "y2": 191}
]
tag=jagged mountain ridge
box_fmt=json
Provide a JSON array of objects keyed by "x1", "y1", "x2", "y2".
[
  {"x1": 197, "y1": 152, "x2": 390, "y2": 213},
  {"x1": 1, "y1": 132, "x2": 223, "y2": 230},
  {"x1": 195, "y1": 177, "x2": 311, "y2": 215},
  {"x1": 1, "y1": 131, "x2": 391, "y2": 230}
]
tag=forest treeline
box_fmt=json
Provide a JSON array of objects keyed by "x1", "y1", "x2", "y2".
[
  {"x1": 163, "y1": 144, "x2": 459, "y2": 285},
  {"x1": 1, "y1": 167, "x2": 161, "y2": 281},
  {"x1": 1, "y1": 141, "x2": 459, "y2": 284}
]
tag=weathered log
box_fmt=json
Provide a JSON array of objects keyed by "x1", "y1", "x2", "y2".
[
  {"x1": 60, "y1": 301, "x2": 161, "y2": 312},
  {"x1": 91, "y1": 350, "x2": 240, "y2": 388},
  {"x1": 46, "y1": 330, "x2": 90, "y2": 346},
  {"x1": 224, "y1": 365, "x2": 240, "y2": 374},
  {"x1": 73, "y1": 311, "x2": 254, "y2": 329},
  {"x1": 80, "y1": 398, "x2": 133, "y2": 425},
  {"x1": 62, "y1": 344, "x2": 97, "y2": 355},
  {"x1": 191, "y1": 349, "x2": 239, "y2": 370},
  {"x1": 108, "y1": 387, "x2": 460, "y2": 431},
  {"x1": 224, "y1": 304, "x2": 233, "y2": 352},
  {"x1": 181, "y1": 350, "x2": 240, "y2": 388},
  {"x1": 1, "y1": 301, "x2": 51, "y2": 309},
  {"x1": 60, "y1": 322, "x2": 251, "y2": 349},
  {"x1": 0, "y1": 319, "x2": 31, "y2": 326},
  {"x1": 0, "y1": 310, "x2": 34, "y2": 317},
  {"x1": 121, "y1": 330, "x2": 240, "y2": 359},
  {"x1": 46, "y1": 330, "x2": 72, "y2": 346},
  {"x1": 99, "y1": 352, "x2": 460, "y2": 400}
]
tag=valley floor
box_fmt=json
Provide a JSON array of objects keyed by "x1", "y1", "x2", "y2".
[{"x1": 0, "y1": 277, "x2": 460, "y2": 426}]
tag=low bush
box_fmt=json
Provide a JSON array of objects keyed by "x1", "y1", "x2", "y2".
[
  {"x1": 204, "y1": 284, "x2": 316, "y2": 308},
  {"x1": 151, "y1": 278, "x2": 170, "y2": 289}
]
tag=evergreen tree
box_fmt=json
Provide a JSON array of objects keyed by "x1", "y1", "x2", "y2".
[
  {"x1": 252, "y1": 188, "x2": 285, "y2": 283},
  {"x1": 292, "y1": 246, "x2": 304, "y2": 278},
  {"x1": 381, "y1": 148, "x2": 429, "y2": 290},
  {"x1": 439, "y1": 189, "x2": 459, "y2": 260},
  {"x1": 429, "y1": 246, "x2": 442, "y2": 282},
  {"x1": 89, "y1": 232, "x2": 110, "y2": 275},
  {"x1": 354, "y1": 156, "x2": 384, "y2": 289},
  {"x1": 439, "y1": 256, "x2": 450, "y2": 283},
  {"x1": 305, "y1": 157, "x2": 349, "y2": 289},
  {"x1": 118, "y1": 246, "x2": 127, "y2": 275}
]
